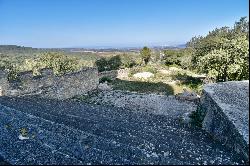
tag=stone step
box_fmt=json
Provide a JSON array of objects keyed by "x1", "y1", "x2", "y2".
[
  {"x1": 0, "y1": 96, "x2": 199, "y2": 143},
  {"x1": 0, "y1": 96, "x2": 190, "y2": 147},
  {"x1": 0, "y1": 96, "x2": 245, "y2": 164},
  {"x1": 0, "y1": 105, "x2": 163, "y2": 164},
  {"x1": 0, "y1": 111, "x2": 83, "y2": 165},
  {"x1": 0, "y1": 96, "x2": 172, "y2": 130},
  {"x1": 0, "y1": 97, "x2": 208, "y2": 150}
]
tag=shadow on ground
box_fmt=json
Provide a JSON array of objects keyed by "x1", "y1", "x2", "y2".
[{"x1": 111, "y1": 78, "x2": 174, "y2": 95}]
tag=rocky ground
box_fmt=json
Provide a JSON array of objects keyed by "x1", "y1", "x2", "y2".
[
  {"x1": 75, "y1": 89, "x2": 198, "y2": 123},
  {"x1": 0, "y1": 95, "x2": 245, "y2": 165}
]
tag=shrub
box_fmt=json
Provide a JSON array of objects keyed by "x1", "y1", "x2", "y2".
[
  {"x1": 142, "y1": 65, "x2": 157, "y2": 74},
  {"x1": 6, "y1": 64, "x2": 20, "y2": 81},
  {"x1": 99, "y1": 76, "x2": 112, "y2": 83},
  {"x1": 109, "y1": 55, "x2": 122, "y2": 70},
  {"x1": 172, "y1": 72, "x2": 203, "y2": 93},
  {"x1": 189, "y1": 106, "x2": 206, "y2": 127},
  {"x1": 39, "y1": 52, "x2": 79, "y2": 75},
  {"x1": 180, "y1": 55, "x2": 192, "y2": 70},
  {"x1": 188, "y1": 17, "x2": 249, "y2": 82},
  {"x1": 95, "y1": 55, "x2": 122, "y2": 72},
  {"x1": 140, "y1": 47, "x2": 151, "y2": 65},
  {"x1": 120, "y1": 54, "x2": 138, "y2": 68},
  {"x1": 95, "y1": 57, "x2": 108, "y2": 72}
]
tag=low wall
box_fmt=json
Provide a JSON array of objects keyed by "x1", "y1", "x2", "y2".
[
  {"x1": 0, "y1": 68, "x2": 99, "y2": 100},
  {"x1": 201, "y1": 80, "x2": 249, "y2": 162},
  {"x1": 99, "y1": 70, "x2": 118, "y2": 80},
  {"x1": 99, "y1": 69, "x2": 129, "y2": 80}
]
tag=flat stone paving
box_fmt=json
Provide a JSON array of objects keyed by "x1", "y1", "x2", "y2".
[{"x1": 0, "y1": 95, "x2": 247, "y2": 165}]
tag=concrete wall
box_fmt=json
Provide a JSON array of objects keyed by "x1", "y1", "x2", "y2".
[
  {"x1": 0, "y1": 68, "x2": 99, "y2": 100},
  {"x1": 201, "y1": 81, "x2": 249, "y2": 162}
]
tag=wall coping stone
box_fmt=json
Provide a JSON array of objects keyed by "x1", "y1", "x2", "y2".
[{"x1": 202, "y1": 80, "x2": 249, "y2": 161}]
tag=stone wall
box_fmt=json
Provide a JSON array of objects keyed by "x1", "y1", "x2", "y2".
[
  {"x1": 99, "y1": 68, "x2": 129, "y2": 80},
  {"x1": 0, "y1": 67, "x2": 99, "y2": 100},
  {"x1": 201, "y1": 80, "x2": 249, "y2": 162},
  {"x1": 0, "y1": 70, "x2": 9, "y2": 96},
  {"x1": 98, "y1": 70, "x2": 118, "y2": 80}
]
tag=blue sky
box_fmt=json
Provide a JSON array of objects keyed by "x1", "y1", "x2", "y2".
[{"x1": 0, "y1": 0, "x2": 248, "y2": 48}]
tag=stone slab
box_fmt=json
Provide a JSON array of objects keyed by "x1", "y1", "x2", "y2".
[{"x1": 201, "y1": 80, "x2": 249, "y2": 162}]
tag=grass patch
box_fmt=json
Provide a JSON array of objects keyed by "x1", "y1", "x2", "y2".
[
  {"x1": 111, "y1": 79, "x2": 174, "y2": 95},
  {"x1": 171, "y1": 72, "x2": 203, "y2": 94},
  {"x1": 189, "y1": 106, "x2": 206, "y2": 128},
  {"x1": 99, "y1": 76, "x2": 112, "y2": 83}
]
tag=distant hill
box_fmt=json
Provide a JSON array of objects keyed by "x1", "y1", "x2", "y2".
[{"x1": 0, "y1": 44, "x2": 186, "y2": 54}]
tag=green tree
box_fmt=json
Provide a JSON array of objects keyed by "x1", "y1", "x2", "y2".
[
  {"x1": 95, "y1": 55, "x2": 122, "y2": 72},
  {"x1": 187, "y1": 17, "x2": 249, "y2": 82},
  {"x1": 197, "y1": 36, "x2": 249, "y2": 81},
  {"x1": 39, "y1": 52, "x2": 78, "y2": 75},
  {"x1": 140, "y1": 46, "x2": 151, "y2": 65}
]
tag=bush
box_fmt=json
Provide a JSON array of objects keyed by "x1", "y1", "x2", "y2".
[
  {"x1": 142, "y1": 65, "x2": 157, "y2": 74},
  {"x1": 109, "y1": 55, "x2": 122, "y2": 70},
  {"x1": 99, "y1": 76, "x2": 112, "y2": 83},
  {"x1": 189, "y1": 106, "x2": 206, "y2": 127},
  {"x1": 95, "y1": 55, "x2": 122, "y2": 72},
  {"x1": 188, "y1": 17, "x2": 249, "y2": 82},
  {"x1": 140, "y1": 47, "x2": 151, "y2": 65},
  {"x1": 39, "y1": 52, "x2": 79, "y2": 75},
  {"x1": 172, "y1": 72, "x2": 203, "y2": 93},
  {"x1": 180, "y1": 55, "x2": 192, "y2": 70},
  {"x1": 95, "y1": 57, "x2": 108, "y2": 72},
  {"x1": 6, "y1": 64, "x2": 20, "y2": 82},
  {"x1": 120, "y1": 54, "x2": 138, "y2": 68}
]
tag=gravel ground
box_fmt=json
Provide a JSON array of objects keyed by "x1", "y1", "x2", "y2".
[
  {"x1": 76, "y1": 90, "x2": 198, "y2": 121},
  {"x1": 0, "y1": 156, "x2": 9, "y2": 165},
  {"x1": 0, "y1": 95, "x2": 247, "y2": 165}
]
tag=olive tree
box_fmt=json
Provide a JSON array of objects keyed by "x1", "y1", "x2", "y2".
[{"x1": 140, "y1": 46, "x2": 151, "y2": 65}]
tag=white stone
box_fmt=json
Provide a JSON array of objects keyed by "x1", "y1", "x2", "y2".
[
  {"x1": 0, "y1": 86, "x2": 2, "y2": 96},
  {"x1": 18, "y1": 134, "x2": 29, "y2": 140},
  {"x1": 98, "y1": 82, "x2": 112, "y2": 91},
  {"x1": 133, "y1": 72, "x2": 154, "y2": 79}
]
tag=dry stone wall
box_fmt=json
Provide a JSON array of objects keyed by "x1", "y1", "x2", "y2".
[
  {"x1": 99, "y1": 68, "x2": 129, "y2": 80},
  {"x1": 0, "y1": 67, "x2": 99, "y2": 100}
]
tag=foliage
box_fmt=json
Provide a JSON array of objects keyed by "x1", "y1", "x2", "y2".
[
  {"x1": 163, "y1": 49, "x2": 183, "y2": 66},
  {"x1": 99, "y1": 76, "x2": 112, "y2": 83},
  {"x1": 189, "y1": 106, "x2": 206, "y2": 128},
  {"x1": 39, "y1": 52, "x2": 79, "y2": 75},
  {"x1": 140, "y1": 47, "x2": 152, "y2": 65},
  {"x1": 172, "y1": 72, "x2": 203, "y2": 93},
  {"x1": 111, "y1": 79, "x2": 174, "y2": 95},
  {"x1": 180, "y1": 54, "x2": 192, "y2": 70},
  {"x1": 6, "y1": 64, "x2": 20, "y2": 82},
  {"x1": 119, "y1": 53, "x2": 140, "y2": 68},
  {"x1": 187, "y1": 17, "x2": 249, "y2": 82},
  {"x1": 128, "y1": 65, "x2": 158, "y2": 77},
  {"x1": 95, "y1": 55, "x2": 122, "y2": 72},
  {"x1": 108, "y1": 55, "x2": 122, "y2": 71},
  {"x1": 163, "y1": 48, "x2": 193, "y2": 69},
  {"x1": 150, "y1": 51, "x2": 162, "y2": 63},
  {"x1": 95, "y1": 57, "x2": 108, "y2": 72}
]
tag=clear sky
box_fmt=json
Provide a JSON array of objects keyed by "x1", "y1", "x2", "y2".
[{"x1": 0, "y1": 0, "x2": 249, "y2": 48}]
